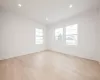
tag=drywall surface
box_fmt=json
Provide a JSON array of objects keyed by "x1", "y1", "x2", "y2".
[
  {"x1": 0, "y1": 12, "x2": 46, "y2": 60},
  {"x1": 0, "y1": 8, "x2": 100, "y2": 61},
  {"x1": 47, "y1": 9, "x2": 98, "y2": 61},
  {"x1": 95, "y1": 8, "x2": 100, "y2": 62}
]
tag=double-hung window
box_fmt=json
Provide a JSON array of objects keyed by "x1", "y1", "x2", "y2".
[
  {"x1": 66, "y1": 24, "x2": 78, "y2": 45},
  {"x1": 55, "y1": 28, "x2": 63, "y2": 41},
  {"x1": 35, "y1": 28, "x2": 43, "y2": 44}
]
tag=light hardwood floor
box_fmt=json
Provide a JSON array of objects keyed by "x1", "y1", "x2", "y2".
[{"x1": 0, "y1": 51, "x2": 100, "y2": 80}]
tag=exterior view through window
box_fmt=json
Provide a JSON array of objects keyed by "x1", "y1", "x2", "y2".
[
  {"x1": 55, "y1": 24, "x2": 78, "y2": 45},
  {"x1": 35, "y1": 28, "x2": 43, "y2": 44},
  {"x1": 55, "y1": 28, "x2": 63, "y2": 41},
  {"x1": 66, "y1": 24, "x2": 78, "y2": 45}
]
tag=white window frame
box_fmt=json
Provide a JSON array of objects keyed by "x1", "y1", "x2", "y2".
[
  {"x1": 35, "y1": 28, "x2": 43, "y2": 44},
  {"x1": 55, "y1": 28, "x2": 63, "y2": 41},
  {"x1": 66, "y1": 24, "x2": 78, "y2": 45}
]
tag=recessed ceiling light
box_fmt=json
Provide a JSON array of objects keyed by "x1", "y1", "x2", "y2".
[
  {"x1": 46, "y1": 17, "x2": 48, "y2": 21},
  {"x1": 69, "y1": 4, "x2": 73, "y2": 8},
  {"x1": 18, "y1": 4, "x2": 22, "y2": 7}
]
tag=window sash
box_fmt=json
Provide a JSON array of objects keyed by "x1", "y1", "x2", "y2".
[
  {"x1": 55, "y1": 28, "x2": 63, "y2": 40},
  {"x1": 66, "y1": 24, "x2": 78, "y2": 35},
  {"x1": 36, "y1": 37, "x2": 43, "y2": 40},
  {"x1": 66, "y1": 35, "x2": 77, "y2": 45},
  {"x1": 65, "y1": 24, "x2": 78, "y2": 45},
  {"x1": 36, "y1": 29, "x2": 43, "y2": 33},
  {"x1": 36, "y1": 40, "x2": 43, "y2": 44},
  {"x1": 35, "y1": 28, "x2": 43, "y2": 44},
  {"x1": 36, "y1": 32, "x2": 43, "y2": 36}
]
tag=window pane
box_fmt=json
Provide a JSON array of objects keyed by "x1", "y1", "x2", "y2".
[
  {"x1": 66, "y1": 35, "x2": 77, "y2": 45},
  {"x1": 35, "y1": 28, "x2": 43, "y2": 44},
  {"x1": 36, "y1": 40, "x2": 43, "y2": 44},
  {"x1": 36, "y1": 28, "x2": 43, "y2": 33},
  {"x1": 55, "y1": 28, "x2": 63, "y2": 36},
  {"x1": 55, "y1": 28, "x2": 63, "y2": 40},
  {"x1": 66, "y1": 24, "x2": 78, "y2": 45},
  {"x1": 36, "y1": 37, "x2": 43, "y2": 40},
  {"x1": 66, "y1": 24, "x2": 78, "y2": 35},
  {"x1": 36, "y1": 32, "x2": 43, "y2": 36}
]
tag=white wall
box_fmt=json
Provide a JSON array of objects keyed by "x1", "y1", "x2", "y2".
[
  {"x1": 47, "y1": 8, "x2": 99, "y2": 61},
  {"x1": 0, "y1": 8, "x2": 100, "y2": 61},
  {"x1": 95, "y1": 8, "x2": 100, "y2": 61},
  {"x1": 0, "y1": 12, "x2": 46, "y2": 60}
]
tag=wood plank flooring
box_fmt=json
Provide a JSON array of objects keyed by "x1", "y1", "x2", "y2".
[{"x1": 0, "y1": 51, "x2": 100, "y2": 80}]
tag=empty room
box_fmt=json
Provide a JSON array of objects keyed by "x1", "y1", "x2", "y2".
[{"x1": 0, "y1": 0, "x2": 100, "y2": 80}]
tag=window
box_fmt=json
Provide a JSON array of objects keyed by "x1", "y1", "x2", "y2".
[
  {"x1": 66, "y1": 24, "x2": 78, "y2": 45},
  {"x1": 35, "y1": 28, "x2": 43, "y2": 44},
  {"x1": 55, "y1": 28, "x2": 63, "y2": 41}
]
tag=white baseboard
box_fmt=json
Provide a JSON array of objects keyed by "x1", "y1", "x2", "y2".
[{"x1": 0, "y1": 49, "x2": 47, "y2": 60}]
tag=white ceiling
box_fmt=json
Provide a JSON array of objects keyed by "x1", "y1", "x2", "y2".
[{"x1": 0, "y1": 0, "x2": 100, "y2": 25}]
